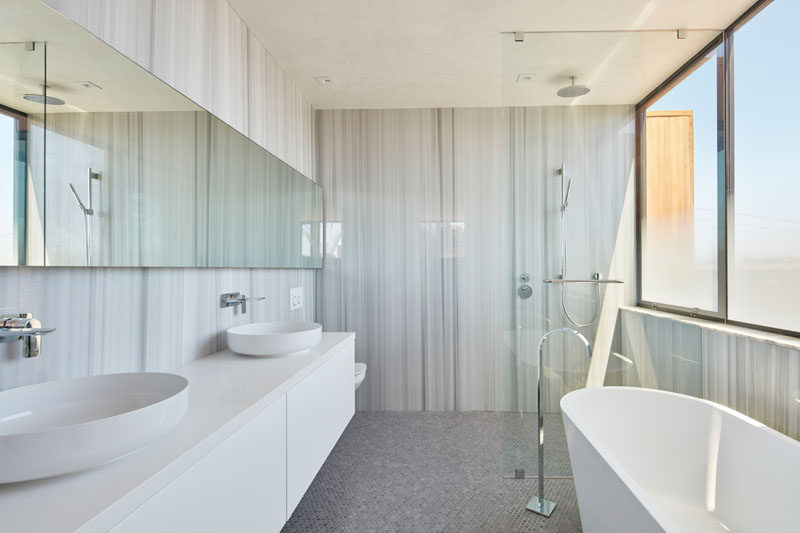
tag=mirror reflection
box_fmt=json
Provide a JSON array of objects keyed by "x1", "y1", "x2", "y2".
[{"x1": 0, "y1": 1, "x2": 322, "y2": 268}]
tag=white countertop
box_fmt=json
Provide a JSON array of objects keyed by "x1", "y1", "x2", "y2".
[{"x1": 0, "y1": 332, "x2": 355, "y2": 533}]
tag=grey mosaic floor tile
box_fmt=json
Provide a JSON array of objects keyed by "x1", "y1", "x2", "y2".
[{"x1": 283, "y1": 411, "x2": 582, "y2": 532}]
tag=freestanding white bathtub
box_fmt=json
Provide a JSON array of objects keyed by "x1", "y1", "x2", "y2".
[{"x1": 562, "y1": 387, "x2": 800, "y2": 533}]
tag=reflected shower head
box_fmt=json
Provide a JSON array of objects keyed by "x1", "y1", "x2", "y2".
[
  {"x1": 557, "y1": 76, "x2": 590, "y2": 98},
  {"x1": 23, "y1": 86, "x2": 65, "y2": 106}
]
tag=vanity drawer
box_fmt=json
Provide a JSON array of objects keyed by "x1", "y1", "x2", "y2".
[
  {"x1": 286, "y1": 341, "x2": 355, "y2": 517},
  {"x1": 112, "y1": 396, "x2": 287, "y2": 533}
]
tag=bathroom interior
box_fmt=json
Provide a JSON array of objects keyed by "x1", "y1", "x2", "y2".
[{"x1": 0, "y1": 0, "x2": 798, "y2": 531}]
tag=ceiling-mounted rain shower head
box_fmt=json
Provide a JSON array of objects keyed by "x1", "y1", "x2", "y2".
[
  {"x1": 23, "y1": 86, "x2": 65, "y2": 106},
  {"x1": 557, "y1": 76, "x2": 590, "y2": 98}
]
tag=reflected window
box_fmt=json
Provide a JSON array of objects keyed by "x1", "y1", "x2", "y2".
[
  {"x1": 419, "y1": 221, "x2": 465, "y2": 258},
  {"x1": 0, "y1": 106, "x2": 26, "y2": 265},
  {"x1": 301, "y1": 223, "x2": 312, "y2": 257},
  {"x1": 325, "y1": 222, "x2": 342, "y2": 259}
]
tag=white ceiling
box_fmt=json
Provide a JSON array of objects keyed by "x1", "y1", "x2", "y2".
[
  {"x1": 227, "y1": 0, "x2": 755, "y2": 109},
  {"x1": 0, "y1": 0, "x2": 200, "y2": 114},
  {"x1": 501, "y1": 29, "x2": 720, "y2": 106}
]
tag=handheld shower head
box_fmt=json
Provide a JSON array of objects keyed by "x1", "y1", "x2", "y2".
[
  {"x1": 69, "y1": 183, "x2": 92, "y2": 215},
  {"x1": 563, "y1": 179, "x2": 573, "y2": 211}
]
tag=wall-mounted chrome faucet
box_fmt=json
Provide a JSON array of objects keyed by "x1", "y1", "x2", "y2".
[
  {"x1": 0, "y1": 313, "x2": 56, "y2": 357},
  {"x1": 219, "y1": 292, "x2": 266, "y2": 314}
]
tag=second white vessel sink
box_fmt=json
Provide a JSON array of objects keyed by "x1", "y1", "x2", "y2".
[
  {"x1": 0, "y1": 372, "x2": 188, "y2": 483},
  {"x1": 227, "y1": 322, "x2": 322, "y2": 356}
]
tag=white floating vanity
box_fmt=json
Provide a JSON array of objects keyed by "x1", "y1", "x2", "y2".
[{"x1": 0, "y1": 332, "x2": 356, "y2": 532}]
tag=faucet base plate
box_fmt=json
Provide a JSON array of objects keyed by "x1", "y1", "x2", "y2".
[{"x1": 526, "y1": 496, "x2": 556, "y2": 517}]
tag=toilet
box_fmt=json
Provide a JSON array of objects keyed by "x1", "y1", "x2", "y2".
[{"x1": 354, "y1": 363, "x2": 366, "y2": 391}]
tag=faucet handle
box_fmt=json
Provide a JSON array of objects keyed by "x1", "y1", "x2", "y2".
[{"x1": 219, "y1": 292, "x2": 242, "y2": 309}]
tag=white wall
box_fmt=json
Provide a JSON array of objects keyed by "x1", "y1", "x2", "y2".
[
  {"x1": 0, "y1": 0, "x2": 317, "y2": 390},
  {"x1": 607, "y1": 306, "x2": 800, "y2": 440},
  {"x1": 316, "y1": 106, "x2": 635, "y2": 412}
]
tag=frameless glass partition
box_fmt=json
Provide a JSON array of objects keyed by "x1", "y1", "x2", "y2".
[
  {"x1": 498, "y1": 23, "x2": 726, "y2": 479},
  {"x1": 0, "y1": 0, "x2": 322, "y2": 268}
]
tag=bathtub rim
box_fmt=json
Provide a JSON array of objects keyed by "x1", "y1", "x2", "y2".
[{"x1": 560, "y1": 386, "x2": 800, "y2": 533}]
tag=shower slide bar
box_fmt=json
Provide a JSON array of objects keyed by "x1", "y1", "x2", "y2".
[
  {"x1": 68, "y1": 168, "x2": 101, "y2": 267},
  {"x1": 544, "y1": 278, "x2": 624, "y2": 284}
]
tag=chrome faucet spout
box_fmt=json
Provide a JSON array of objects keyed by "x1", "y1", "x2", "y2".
[
  {"x1": 537, "y1": 327, "x2": 592, "y2": 360},
  {"x1": 219, "y1": 292, "x2": 266, "y2": 314},
  {"x1": 0, "y1": 313, "x2": 56, "y2": 357}
]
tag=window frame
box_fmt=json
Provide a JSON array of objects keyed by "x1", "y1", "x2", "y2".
[{"x1": 634, "y1": 0, "x2": 800, "y2": 337}]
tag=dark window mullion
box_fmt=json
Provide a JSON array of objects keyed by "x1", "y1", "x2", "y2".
[{"x1": 718, "y1": 32, "x2": 734, "y2": 321}]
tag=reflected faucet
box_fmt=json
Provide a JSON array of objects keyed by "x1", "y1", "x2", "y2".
[{"x1": 527, "y1": 327, "x2": 592, "y2": 518}]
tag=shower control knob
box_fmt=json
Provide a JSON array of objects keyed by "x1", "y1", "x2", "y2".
[
  {"x1": 518, "y1": 284, "x2": 533, "y2": 299},
  {"x1": 520, "y1": 273, "x2": 531, "y2": 283}
]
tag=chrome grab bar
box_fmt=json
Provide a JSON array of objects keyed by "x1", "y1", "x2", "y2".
[{"x1": 544, "y1": 279, "x2": 624, "y2": 284}]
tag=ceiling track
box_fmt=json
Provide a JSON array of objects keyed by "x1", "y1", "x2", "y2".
[{"x1": 505, "y1": 29, "x2": 723, "y2": 35}]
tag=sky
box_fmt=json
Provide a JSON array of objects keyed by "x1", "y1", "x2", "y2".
[{"x1": 649, "y1": 0, "x2": 800, "y2": 262}]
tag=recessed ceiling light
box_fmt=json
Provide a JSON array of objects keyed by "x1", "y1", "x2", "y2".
[
  {"x1": 516, "y1": 73, "x2": 536, "y2": 84},
  {"x1": 314, "y1": 76, "x2": 335, "y2": 87},
  {"x1": 75, "y1": 81, "x2": 103, "y2": 90}
]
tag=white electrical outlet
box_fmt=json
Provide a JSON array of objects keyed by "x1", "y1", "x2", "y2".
[{"x1": 290, "y1": 287, "x2": 304, "y2": 311}]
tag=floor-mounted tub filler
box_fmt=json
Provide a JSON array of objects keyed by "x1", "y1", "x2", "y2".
[
  {"x1": 562, "y1": 387, "x2": 800, "y2": 533},
  {"x1": 527, "y1": 327, "x2": 592, "y2": 517}
]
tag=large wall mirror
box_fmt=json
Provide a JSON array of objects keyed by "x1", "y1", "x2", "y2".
[{"x1": 0, "y1": 0, "x2": 322, "y2": 268}]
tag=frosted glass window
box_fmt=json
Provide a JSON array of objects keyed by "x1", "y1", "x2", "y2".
[
  {"x1": 641, "y1": 46, "x2": 722, "y2": 311},
  {"x1": 730, "y1": 0, "x2": 800, "y2": 331}
]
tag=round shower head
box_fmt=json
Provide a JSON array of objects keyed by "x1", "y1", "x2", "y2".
[
  {"x1": 557, "y1": 76, "x2": 590, "y2": 98},
  {"x1": 23, "y1": 86, "x2": 65, "y2": 106}
]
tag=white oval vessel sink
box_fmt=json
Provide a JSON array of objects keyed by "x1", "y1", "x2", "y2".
[
  {"x1": 0, "y1": 372, "x2": 188, "y2": 483},
  {"x1": 227, "y1": 322, "x2": 322, "y2": 356}
]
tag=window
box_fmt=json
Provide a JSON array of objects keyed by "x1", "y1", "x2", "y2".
[
  {"x1": 640, "y1": 44, "x2": 723, "y2": 312},
  {"x1": 638, "y1": 0, "x2": 798, "y2": 335},
  {"x1": 730, "y1": 0, "x2": 800, "y2": 332}
]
